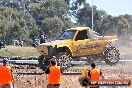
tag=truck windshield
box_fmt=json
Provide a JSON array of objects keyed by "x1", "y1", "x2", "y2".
[{"x1": 59, "y1": 30, "x2": 76, "y2": 40}]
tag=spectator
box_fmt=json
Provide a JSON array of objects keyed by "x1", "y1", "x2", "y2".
[
  {"x1": 0, "y1": 40, "x2": 5, "y2": 49},
  {"x1": 39, "y1": 31, "x2": 46, "y2": 44},
  {"x1": 0, "y1": 57, "x2": 14, "y2": 88},
  {"x1": 81, "y1": 62, "x2": 104, "y2": 88},
  {"x1": 19, "y1": 40, "x2": 23, "y2": 47},
  {"x1": 32, "y1": 39, "x2": 39, "y2": 47},
  {"x1": 45, "y1": 59, "x2": 63, "y2": 88}
]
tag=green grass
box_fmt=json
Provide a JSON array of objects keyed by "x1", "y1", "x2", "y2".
[
  {"x1": 0, "y1": 45, "x2": 40, "y2": 58},
  {"x1": 0, "y1": 45, "x2": 131, "y2": 59}
]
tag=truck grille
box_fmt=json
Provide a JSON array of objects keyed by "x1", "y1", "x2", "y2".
[{"x1": 36, "y1": 45, "x2": 48, "y2": 55}]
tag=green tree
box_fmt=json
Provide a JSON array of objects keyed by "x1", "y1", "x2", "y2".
[
  {"x1": 29, "y1": 0, "x2": 73, "y2": 38},
  {"x1": 76, "y1": 3, "x2": 107, "y2": 34},
  {"x1": 64, "y1": 0, "x2": 86, "y2": 10},
  {"x1": 0, "y1": 6, "x2": 39, "y2": 44},
  {"x1": 41, "y1": 16, "x2": 64, "y2": 39}
]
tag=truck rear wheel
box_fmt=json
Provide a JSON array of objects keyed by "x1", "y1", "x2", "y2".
[
  {"x1": 105, "y1": 47, "x2": 120, "y2": 65},
  {"x1": 55, "y1": 52, "x2": 72, "y2": 70}
]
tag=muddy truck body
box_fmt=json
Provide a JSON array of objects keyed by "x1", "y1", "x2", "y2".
[{"x1": 35, "y1": 27, "x2": 120, "y2": 70}]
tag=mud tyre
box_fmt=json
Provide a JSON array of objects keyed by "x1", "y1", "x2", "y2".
[
  {"x1": 38, "y1": 55, "x2": 50, "y2": 71},
  {"x1": 55, "y1": 52, "x2": 72, "y2": 70},
  {"x1": 104, "y1": 47, "x2": 120, "y2": 66}
]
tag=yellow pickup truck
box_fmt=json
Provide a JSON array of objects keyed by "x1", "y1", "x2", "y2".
[{"x1": 35, "y1": 27, "x2": 120, "y2": 70}]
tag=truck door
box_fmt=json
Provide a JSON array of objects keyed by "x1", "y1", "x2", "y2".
[
  {"x1": 87, "y1": 30, "x2": 105, "y2": 55},
  {"x1": 72, "y1": 30, "x2": 90, "y2": 56},
  {"x1": 86, "y1": 39, "x2": 104, "y2": 55}
]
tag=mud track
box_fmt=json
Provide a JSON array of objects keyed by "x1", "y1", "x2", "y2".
[
  {"x1": 8, "y1": 46, "x2": 132, "y2": 88},
  {"x1": 12, "y1": 64, "x2": 132, "y2": 88}
]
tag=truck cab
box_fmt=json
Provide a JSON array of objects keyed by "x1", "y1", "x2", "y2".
[{"x1": 35, "y1": 27, "x2": 120, "y2": 70}]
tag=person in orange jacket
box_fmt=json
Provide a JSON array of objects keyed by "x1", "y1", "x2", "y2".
[
  {"x1": 45, "y1": 59, "x2": 63, "y2": 88},
  {"x1": 0, "y1": 57, "x2": 14, "y2": 88},
  {"x1": 82, "y1": 62, "x2": 104, "y2": 88}
]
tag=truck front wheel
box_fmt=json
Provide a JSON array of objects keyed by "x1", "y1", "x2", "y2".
[
  {"x1": 55, "y1": 52, "x2": 72, "y2": 70},
  {"x1": 38, "y1": 55, "x2": 50, "y2": 71}
]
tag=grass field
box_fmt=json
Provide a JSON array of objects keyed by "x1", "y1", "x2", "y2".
[
  {"x1": 0, "y1": 45, "x2": 40, "y2": 58},
  {"x1": 0, "y1": 45, "x2": 132, "y2": 59}
]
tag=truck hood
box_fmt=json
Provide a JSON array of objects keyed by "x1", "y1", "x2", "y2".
[{"x1": 40, "y1": 40, "x2": 71, "y2": 47}]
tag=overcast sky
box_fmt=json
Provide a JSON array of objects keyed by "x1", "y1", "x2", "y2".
[{"x1": 86, "y1": 0, "x2": 132, "y2": 16}]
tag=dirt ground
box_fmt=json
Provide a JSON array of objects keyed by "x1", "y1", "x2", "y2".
[
  {"x1": 12, "y1": 64, "x2": 132, "y2": 88},
  {"x1": 1, "y1": 46, "x2": 131, "y2": 88}
]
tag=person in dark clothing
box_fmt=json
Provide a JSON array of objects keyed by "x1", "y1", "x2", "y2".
[
  {"x1": 45, "y1": 59, "x2": 63, "y2": 88},
  {"x1": 39, "y1": 31, "x2": 46, "y2": 44},
  {"x1": 32, "y1": 39, "x2": 39, "y2": 47},
  {"x1": 0, "y1": 40, "x2": 5, "y2": 49}
]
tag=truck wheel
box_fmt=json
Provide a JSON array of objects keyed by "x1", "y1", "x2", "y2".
[
  {"x1": 105, "y1": 47, "x2": 120, "y2": 65},
  {"x1": 38, "y1": 55, "x2": 50, "y2": 71},
  {"x1": 55, "y1": 52, "x2": 72, "y2": 70}
]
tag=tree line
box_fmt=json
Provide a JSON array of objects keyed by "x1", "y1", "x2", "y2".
[{"x1": 0, "y1": 0, "x2": 132, "y2": 45}]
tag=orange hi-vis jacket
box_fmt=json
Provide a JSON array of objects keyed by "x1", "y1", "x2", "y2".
[
  {"x1": 82, "y1": 67, "x2": 101, "y2": 81},
  {"x1": 90, "y1": 68, "x2": 101, "y2": 81},
  {"x1": 48, "y1": 66, "x2": 61, "y2": 84},
  {"x1": 0, "y1": 65, "x2": 13, "y2": 85}
]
